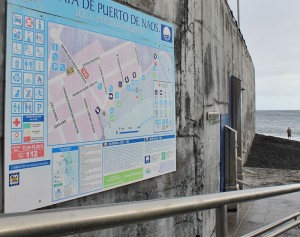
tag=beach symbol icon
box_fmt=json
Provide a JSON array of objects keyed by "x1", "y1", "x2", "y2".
[
  {"x1": 163, "y1": 27, "x2": 171, "y2": 41},
  {"x1": 161, "y1": 25, "x2": 172, "y2": 43}
]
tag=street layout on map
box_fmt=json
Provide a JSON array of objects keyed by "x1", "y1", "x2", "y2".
[{"x1": 48, "y1": 23, "x2": 173, "y2": 145}]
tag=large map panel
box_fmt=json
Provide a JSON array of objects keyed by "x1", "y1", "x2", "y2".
[
  {"x1": 47, "y1": 23, "x2": 173, "y2": 145},
  {"x1": 5, "y1": 0, "x2": 176, "y2": 213}
]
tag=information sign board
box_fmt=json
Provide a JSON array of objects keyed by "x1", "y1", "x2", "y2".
[{"x1": 5, "y1": 0, "x2": 176, "y2": 213}]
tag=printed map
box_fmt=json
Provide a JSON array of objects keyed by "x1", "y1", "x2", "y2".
[
  {"x1": 48, "y1": 23, "x2": 174, "y2": 145},
  {"x1": 52, "y1": 147, "x2": 79, "y2": 201}
]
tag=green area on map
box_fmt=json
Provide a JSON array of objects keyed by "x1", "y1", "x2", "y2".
[{"x1": 104, "y1": 168, "x2": 144, "y2": 189}]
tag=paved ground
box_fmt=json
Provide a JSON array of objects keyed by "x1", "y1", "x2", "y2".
[{"x1": 227, "y1": 168, "x2": 300, "y2": 236}]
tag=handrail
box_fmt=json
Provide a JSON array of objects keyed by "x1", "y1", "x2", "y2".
[
  {"x1": 1, "y1": 184, "x2": 300, "y2": 237},
  {"x1": 264, "y1": 220, "x2": 300, "y2": 237},
  {"x1": 242, "y1": 212, "x2": 300, "y2": 237}
]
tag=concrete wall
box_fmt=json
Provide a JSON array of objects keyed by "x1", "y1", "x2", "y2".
[{"x1": 0, "y1": 0, "x2": 255, "y2": 236}]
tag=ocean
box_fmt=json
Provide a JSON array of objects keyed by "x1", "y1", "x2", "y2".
[{"x1": 256, "y1": 110, "x2": 300, "y2": 141}]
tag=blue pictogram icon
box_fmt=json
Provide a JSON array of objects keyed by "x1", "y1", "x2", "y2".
[
  {"x1": 24, "y1": 87, "x2": 33, "y2": 99},
  {"x1": 35, "y1": 88, "x2": 44, "y2": 100},
  {"x1": 35, "y1": 74, "x2": 44, "y2": 86},
  {"x1": 35, "y1": 46, "x2": 44, "y2": 58},
  {"x1": 12, "y1": 57, "x2": 22, "y2": 69},
  {"x1": 24, "y1": 30, "x2": 34, "y2": 43},
  {"x1": 12, "y1": 28, "x2": 22, "y2": 41},
  {"x1": 24, "y1": 73, "x2": 34, "y2": 85},
  {"x1": 24, "y1": 58, "x2": 34, "y2": 71},
  {"x1": 52, "y1": 63, "x2": 58, "y2": 71},
  {"x1": 52, "y1": 43, "x2": 59, "y2": 51},
  {"x1": 35, "y1": 19, "x2": 45, "y2": 31},
  {"x1": 60, "y1": 64, "x2": 66, "y2": 71},
  {"x1": 13, "y1": 13, "x2": 23, "y2": 26},
  {"x1": 23, "y1": 102, "x2": 33, "y2": 114},
  {"x1": 35, "y1": 102, "x2": 44, "y2": 114},
  {"x1": 12, "y1": 87, "x2": 22, "y2": 99},
  {"x1": 24, "y1": 44, "x2": 34, "y2": 57},
  {"x1": 36, "y1": 32, "x2": 44, "y2": 44},
  {"x1": 52, "y1": 53, "x2": 58, "y2": 61},
  {"x1": 12, "y1": 72, "x2": 22, "y2": 84},
  {"x1": 35, "y1": 60, "x2": 44, "y2": 72},
  {"x1": 12, "y1": 42, "x2": 22, "y2": 55},
  {"x1": 12, "y1": 102, "x2": 22, "y2": 114}
]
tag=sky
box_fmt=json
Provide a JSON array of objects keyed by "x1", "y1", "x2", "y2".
[{"x1": 227, "y1": 0, "x2": 300, "y2": 110}]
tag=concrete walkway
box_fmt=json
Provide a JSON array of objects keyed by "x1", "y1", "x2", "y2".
[
  {"x1": 227, "y1": 168, "x2": 300, "y2": 236},
  {"x1": 227, "y1": 167, "x2": 300, "y2": 237}
]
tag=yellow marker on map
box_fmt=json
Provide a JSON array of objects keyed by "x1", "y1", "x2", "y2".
[{"x1": 66, "y1": 66, "x2": 75, "y2": 76}]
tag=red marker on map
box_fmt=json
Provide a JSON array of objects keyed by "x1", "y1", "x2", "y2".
[{"x1": 81, "y1": 67, "x2": 89, "y2": 79}]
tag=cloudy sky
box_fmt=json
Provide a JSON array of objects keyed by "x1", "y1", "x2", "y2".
[{"x1": 228, "y1": 0, "x2": 300, "y2": 110}]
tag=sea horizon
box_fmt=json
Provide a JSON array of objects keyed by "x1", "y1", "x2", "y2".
[{"x1": 255, "y1": 110, "x2": 300, "y2": 141}]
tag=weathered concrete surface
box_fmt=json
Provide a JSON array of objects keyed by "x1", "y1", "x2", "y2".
[
  {"x1": 60, "y1": 1, "x2": 255, "y2": 236},
  {"x1": 0, "y1": 0, "x2": 255, "y2": 236}
]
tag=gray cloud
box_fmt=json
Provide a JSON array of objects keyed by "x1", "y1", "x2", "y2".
[{"x1": 228, "y1": 0, "x2": 300, "y2": 110}]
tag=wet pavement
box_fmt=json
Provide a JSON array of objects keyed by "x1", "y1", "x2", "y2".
[{"x1": 227, "y1": 168, "x2": 300, "y2": 236}]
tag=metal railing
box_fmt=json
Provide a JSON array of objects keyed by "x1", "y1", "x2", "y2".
[
  {"x1": 242, "y1": 212, "x2": 300, "y2": 237},
  {"x1": 1, "y1": 184, "x2": 300, "y2": 237}
]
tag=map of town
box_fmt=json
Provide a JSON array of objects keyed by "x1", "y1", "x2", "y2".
[
  {"x1": 48, "y1": 23, "x2": 174, "y2": 145},
  {"x1": 52, "y1": 147, "x2": 79, "y2": 201}
]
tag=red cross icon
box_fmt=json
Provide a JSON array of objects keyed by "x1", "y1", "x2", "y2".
[{"x1": 13, "y1": 118, "x2": 21, "y2": 127}]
